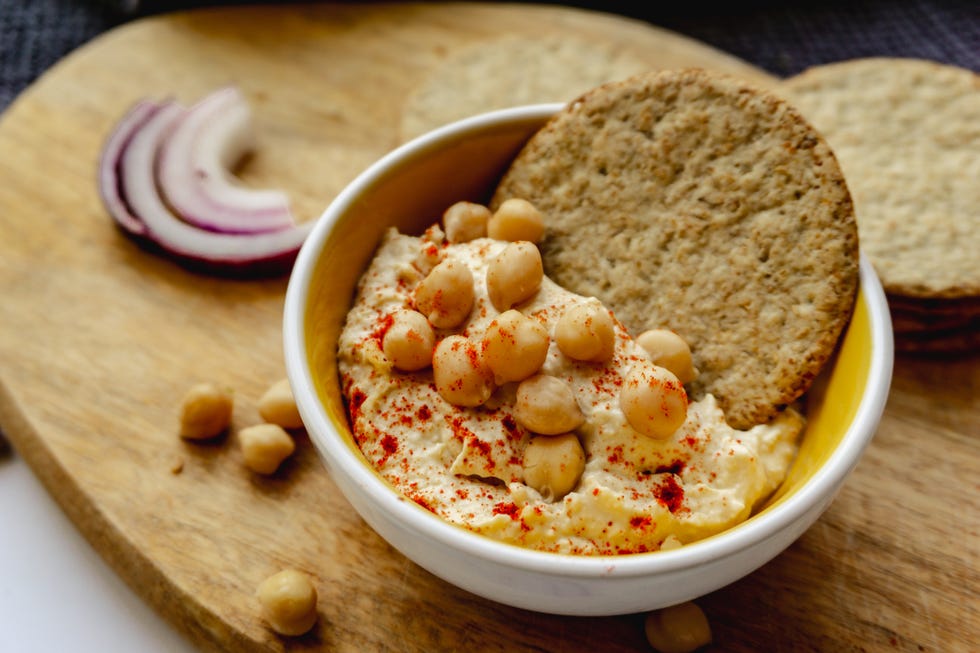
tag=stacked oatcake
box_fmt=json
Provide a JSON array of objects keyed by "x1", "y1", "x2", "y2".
[{"x1": 780, "y1": 58, "x2": 979, "y2": 354}]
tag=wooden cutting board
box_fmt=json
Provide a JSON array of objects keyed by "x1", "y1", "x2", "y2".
[{"x1": 0, "y1": 3, "x2": 976, "y2": 652}]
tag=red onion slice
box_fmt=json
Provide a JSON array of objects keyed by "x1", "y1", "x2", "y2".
[
  {"x1": 119, "y1": 100, "x2": 311, "y2": 276},
  {"x1": 156, "y1": 86, "x2": 296, "y2": 234},
  {"x1": 98, "y1": 99, "x2": 162, "y2": 236}
]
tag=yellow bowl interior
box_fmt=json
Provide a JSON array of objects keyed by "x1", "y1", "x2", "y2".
[
  {"x1": 758, "y1": 294, "x2": 871, "y2": 509},
  {"x1": 303, "y1": 112, "x2": 874, "y2": 542}
]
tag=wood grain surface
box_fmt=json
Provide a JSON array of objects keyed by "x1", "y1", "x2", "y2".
[{"x1": 0, "y1": 3, "x2": 976, "y2": 652}]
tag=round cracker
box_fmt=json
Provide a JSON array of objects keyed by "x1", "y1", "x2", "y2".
[
  {"x1": 491, "y1": 68, "x2": 859, "y2": 430},
  {"x1": 780, "y1": 58, "x2": 980, "y2": 299},
  {"x1": 890, "y1": 307, "x2": 978, "y2": 335},
  {"x1": 894, "y1": 322, "x2": 980, "y2": 354},
  {"x1": 887, "y1": 292, "x2": 980, "y2": 317},
  {"x1": 399, "y1": 34, "x2": 650, "y2": 141}
]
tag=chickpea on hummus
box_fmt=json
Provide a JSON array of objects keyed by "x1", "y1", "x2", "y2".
[{"x1": 336, "y1": 201, "x2": 803, "y2": 555}]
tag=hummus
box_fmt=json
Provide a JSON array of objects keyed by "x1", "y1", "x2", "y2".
[{"x1": 336, "y1": 226, "x2": 803, "y2": 555}]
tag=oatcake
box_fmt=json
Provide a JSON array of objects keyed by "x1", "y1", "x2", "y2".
[
  {"x1": 889, "y1": 293, "x2": 980, "y2": 353},
  {"x1": 491, "y1": 68, "x2": 859, "y2": 429},
  {"x1": 780, "y1": 58, "x2": 980, "y2": 300},
  {"x1": 886, "y1": 292, "x2": 980, "y2": 315},
  {"x1": 890, "y1": 307, "x2": 978, "y2": 335},
  {"x1": 892, "y1": 323, "x2": 980, "y2": 355},
  {"x1": 399, "y1": 34, "x2": 649, "y2": 141}
]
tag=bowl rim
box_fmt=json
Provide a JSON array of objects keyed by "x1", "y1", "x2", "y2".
[{"x1": 283, "y1": 104, "x2": 895, "y2": 579}]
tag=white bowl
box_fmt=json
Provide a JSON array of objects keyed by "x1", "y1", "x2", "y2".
[{"x1": 283, "y1": 104, "x2": 894, "y2": 616}]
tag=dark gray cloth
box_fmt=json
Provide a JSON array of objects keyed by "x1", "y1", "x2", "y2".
[{"x1": 1, "y1": 0, "x2": 978, "y2": 111}]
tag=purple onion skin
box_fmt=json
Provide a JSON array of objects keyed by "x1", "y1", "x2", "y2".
[
  {"x1": 98, "y1": 91, "x2": 310, "y2": 279},
  {"x1": 98, "y1": 99, "x2": 161, "y2": 237},
  {"x1": 123, "y1": 234, "x2": 304, "y2": 279}
]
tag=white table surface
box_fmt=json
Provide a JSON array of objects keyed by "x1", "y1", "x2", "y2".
[{"x1": 0, "y1": 446, "x2": 197, "y2": 653}]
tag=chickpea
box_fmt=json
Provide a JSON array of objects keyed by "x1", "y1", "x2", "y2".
[
  {"x1": 256, "y1": 569, "x2": 318, "y2": 637},
  {"x1": 481, "y1": 310, "x2": 550, "y2": 384},
  {"x1": 644, "y1": 601, "x2": 712, "y2": 653},
  {"x1": 487, "y1": 198, "x2": 545, "y2": 243},
  {"x1": 486, "y1": 241, "x2": 543, "y2": 311},
  {"x1": 432, "y1": 335, "x2": 495, "y2": 407},
  {"x1": 522, "y1": 433, "x2": 585, "y2": 501},
  {"x1": 413, "y1": 257, "x2": 474, "y2": 329},
  {"x1": 258, "y1": 379, "x2": 304, "y2": 429},
  {"x1": 238, "y1": 423, "x2": 296, "y2": 475},
  {"x1": 178, "y1": 382, "x2": 233, "y2": 440},
  {"x1": 636, "y1": 329, "x2": 698, "y2": 385},
  {"x1": 443, "y1": 201, "x2": 490, "y2": 243},
  {"x1": 620, "y1": 361, "x2": 688, "y2": 439},
  {"x1": 514, "y1": 374, "x2": 585, "y2": 435},
  {"x1": 554, "y1": 301, "x2": 616, "y2": 363},
  {"x1": 382, "y1": 309, "x2": 436, "y2": 372}
]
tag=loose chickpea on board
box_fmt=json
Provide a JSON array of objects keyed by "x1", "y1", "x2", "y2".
[
  {"x1": 238, "y1": 424, "x2": 296, "y2": 475},
  {"x1": 256, "y1": 569, "x2": 318, "y2": 637},
  {"x1": 644, "y1": 601, "x2": 712, "y2": 653},
  {"x1": 178, "y1": 383, "x2": 233, "y2": 440},
  {"x1": 257, "y1": 379, "x2": 305, "y2": 430}
]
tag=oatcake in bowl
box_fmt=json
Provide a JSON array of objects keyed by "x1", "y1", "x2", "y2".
[{"x1": 491, "y1": 68, "x2": 860, "y2": 429}]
